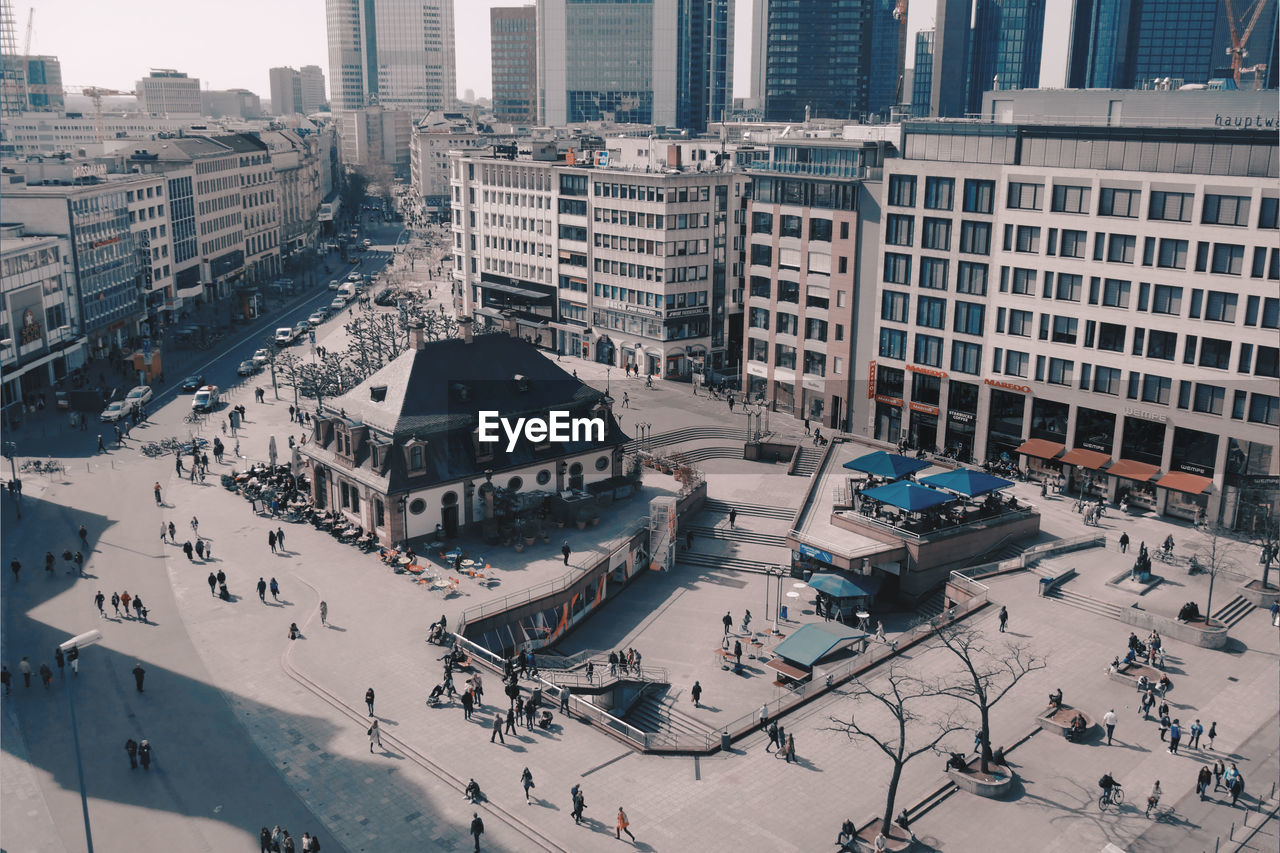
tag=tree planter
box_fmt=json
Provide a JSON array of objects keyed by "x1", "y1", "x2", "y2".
[
  {"x1": 1241, "y1": 579, "x2": 1280, "y2": 609},
  {"x1": 854, "y1": 822, "x2": 915, "y2": 852},
  {"x1": 513, "y1": 542, "x2": 525, "y2": 553},
  {"x1": 947, "y1": 762, "x2": 1015, "y2": 798},
  {"x1": 575, "y1": 521, "x2": 587, "y2": 530}
]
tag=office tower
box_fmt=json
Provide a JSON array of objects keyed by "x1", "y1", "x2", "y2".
[
  {"x1": 270, "y1": 66, "x2": 304, "y2": 115},
  {"x1": 931, "y1": 0, "x2": 972, "y2": 117},
  {"x1": 1066, "y1": 0, "x2": 1136, "y2": 88},
  {"x1": 868, "y1": 0, "x2": 910, "y2": 117},
  {"x1": 300, "y1": 65, "x2": 327, "y2": 113},
  {"x1": 324, "y1": 0, "x2": 456, "y2": 115},
  {"x1": 537, "y1": 0, "x2": 732, "y2": 132},
  {"x1": 761, "y1": 0, "x2": 873, "y2": 122},
  {"x1": 491, "y1": 6, "x2": 537, "y2": 124},
  {"x1": 749, "y1": 0, "x2": 768, "y2": 109},
  {"x1": 136, "y1": 69, "x2": 202, "y2": 116},
  {"x1": 912, "y1": 30, "x2": 935, "y2": 117},
  {"x1": 969, "y1": 0, "x2": 1044, "y2": 112}
]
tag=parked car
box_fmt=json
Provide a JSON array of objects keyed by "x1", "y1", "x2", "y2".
[
  {"x1": 274, "y1": 327, "x2": 295, "y2": 345},
  {"x1": 252, "y1": 348, "x2": 271, "y2": 366},
  {"x1": 124, "y1": 385, "x2": 154, "y2": 408},
  {"x1": 308, "y1": 311, "x2": 326, "y2": 327},
  {"x1": 328, "y1": 280, "x2": 343, "y2": 290},
  {"x1": 329, "y1": 297, "x2": 348, "y2": 312},
  {"x1": 348, "y1": 272, "x2": 363, "y2": 283},
  {"x1": 362, "y1": 239, "x2": 373, "y2": 248},
  {"x1": 191, "y1": 386, "x2": 220, "y2": 412},
  {"x1": 180, "y1": 374, "x2": 206, "y2": 392},
  {"x1": 99, "y1": 400, "x2": 131, "y2": 422},
  {"x1": 236, "y1": 359, "x2": 259, "y2": 376}
]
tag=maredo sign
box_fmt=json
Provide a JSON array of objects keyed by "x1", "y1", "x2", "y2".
[{"x1": 984, "y1": 378, "x2": 1031, "y2": 394}]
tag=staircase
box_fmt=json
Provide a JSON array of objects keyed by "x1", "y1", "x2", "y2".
[
  {"x1": 624, "y1": 426, "x2": 747, "y2": 453},
  {"x1": 915, "y1": 587, "x2": 948, "y2": 620},
  {"x1": 688, "y1": 524, "x2": 786, "y2": 548},
  {"x1": 623, "y1": 688, "x2": 716, "y2": 746},
  {"x1": 1043, "y1": 587, "x2": 1127, "y2": 620},
  {"x1": 1212, "y1": 594, "x2": 1256, "y2": 629},
  {"x1": 666, "y1": 446, "x2": 744, "y2": 464},
  {"x1": 791, "y1": 445, "x2": 823, "y2": 478},
  {"x1": 966, "y1": 541, "x2": 1027, "y2": 568},
  {"x1": 678, "y1": 551, "x2": 779, "y2": 574},
  {"x1": 705, "y1": 498, "x2": 794, "y2": 521}
]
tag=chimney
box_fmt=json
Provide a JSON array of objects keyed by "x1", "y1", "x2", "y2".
[
  {"x1": 459, "y1": 316, "x2": 473, "y2": 344},
  {"x1": 408, "y1": 318, "x2": 426, "y2": 350}
]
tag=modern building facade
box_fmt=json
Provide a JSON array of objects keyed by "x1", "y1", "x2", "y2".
[
  {"x1": 270, "y1": 67, "x2": 305, "y2": 116},
  {"x1": 537, "y1": 0, "x2": 732, "y2": 132},
  {"x1": 300, "y1": 65, "x2": 328, "y2": 114},
  {"x1": 931, "y1": 0, "x2": 974, "y2": 117},
  {"x1": 136, "y1": 69, "x2": 202, "y2": 117},
  {"x1": 969, "y1": 0, "x2": 1044, "y2": 108},
  {"x1": 340, "y1": 105, "x2": 413, "y2": 174},
  {"x1": 16, "y1": 55, "x2": 62, "y2": 111},
  {"x1": 490, "y1": 5, "x2": 537, "y2": 125},
  {"x1": 323, "y1": 0, "x2": 456, "y2": 115},
  {"x1": 261, "y1": 129, "x2": 323, "y2": 256},
  {"x1": 200, "y1": 89, "x2": 264, "y2": 120},
  {"x1": 409, "y1": 111, "x2": 508, "y2": 213},
  {"x1": 742, "y1": 139, "x2": 885, "y2": 429},
  {"x1": 449, "y1": 142, "x2": 749, "y2": 375},
  {"x1": 912, "y1": 30, "x2": 935, "y2": 118},
  {"x1": 872, "y1": 120, "x2": 1278, "y2": 529}
]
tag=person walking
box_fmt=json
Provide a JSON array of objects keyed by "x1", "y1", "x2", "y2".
[
  {"x1": 559, "y1": 684, "x2": 570, "y2": 714},
  {"x1": 125, "y1": 738, "x2": 139, "y2": 769},
  {"x1": 112, "y1": 591, "x2": 122, "y2": 615},
  {"x1": 365, "y1": 688, "x2": 376, "y2": 717},
  {"x1": 138, "y1": 740, "x2": 152, "y2": 770},
  {"x1": 133, "y1": 596, "x2": 146, "y2": 622},
  {"x1": 462, "y1": 689, "x2": 474, "y2": 720},
  {"x1": 1213, "y1": 760, "x2": 1225, "y2": 791},
  {"x1": 257, "y1": 577, "x2": 267, "y2": 602},
  {"x1": 469, "y1": 813, "x2": 484, "y2": 852},
  {"x1": 120, "y1": 590, "x2": 132, "y2": 617},
  {"x1": 78, "y1": 524, "x2": 88, "y2": 550},
  {"x1": 723, "y1": 611, "x2": 733, "y2": 636},
  {"x1": 616, "y1": 807, "x2": 635, "y2": 842},
  {"x1": 18, "y1": 656, "x2": 31, "y2": 688},
  {"x1": 520, "y1": 767, "x2": 535, "y2": 803},
  {"x1": 1207, "y1": 721, "x2": 1217, "y2": 749},
  {"x1": 67, "y1": 646, "x2": 78, "y2": 675},
  {"x1": 998, "y1": 606, "x2": 1008, "y2": 632},
  {"x1": 504, "y1": 707, "x2": 517, "y2": 737},
  {"x1": 269, "y1": 530, "x2": 277, "y2": 553},
  {"x1": 1158, "y1": 712, "x2": 1171, "y2": 742},
  {"x1": 1197, "y1": 765, "x2": 1213, "y2": 799},
  {"x1": 276, "y1": 527, "x2": 285, "y2": 551},
  {"x1": 571, "y1": 785, "x2": 586, "y2": 824},
  {"x1": 1103, "y1": 709, "x2": 1117, "y2": 745},
  {"x1": 132, "y1": 662, "x2": 145, "y2": 692},
  {"x1": 94, "y1": 590, "x2": 106, "y2": 618},
  {"x1": 1168, "y1": 719, "x2": 1182, "y2": 754},
  {"x1": 38, "y1": 663, "x2": 52, "y2": 689},
  {"x1": 766, "y1": 720, "x2": 779, "y2": 752},
  {"x1": 561, "y1": 540, "x2": 571, "y2": 566},
  {"x1": 1119, "y1": 532, "x2": 1130, "y2": 554},
  {"x1": 691, "y1": 680, "x2": 702, "y2": 708},
  {"x1": 259, "y1": 827, "x2": 272, "y2": 853},
  {"x1": 1190, "y1": 719, "x2": 1204, "y2": 749},
  {"x1": 1227, "y1": 765, "x2": 1244, "y2": 806},
  {"x1": 319, "y1": 601, "x2": 328, "y2": 627},
  {"x1": 168, "y1": 521, "x2": 176, "y2": 542},
  {"x1": 190, "y1": 516, "x2": 199, "y2": 536},
  {"x1": 183, "y1": 540, "x2": 194, "y2": 561},
  {"x1": 784, "y1": 733, "x2": 796, "y2": 763},
  {"x1": 367, "y1": 719, "x2": 381, "y2": 753},
  {"x1": 54, "y1": 647, "x2": 64, "y2": 677},
  {"x1": 490, "y1": 713, "x2": 505, "y2": 744},
  {"x1": 195, "y1": 539, "x2": 205, "y2": 560},
  {"x1": 270, "y1": 577, "x2": 280, "y2": 601},
  {"x1": 759, "y1": 703, "x2": 769, "y2": 732},
  {"x1": 729, "y1": 507, "x2": 738, "y2": 528},
  {"x1": 154, "y1": 482, "x2": 163, "y2": 506}
]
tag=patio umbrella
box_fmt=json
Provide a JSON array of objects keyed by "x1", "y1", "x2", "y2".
[
  {"x1": 808, "y1": 573, "x2": 870, "y2": 598},
  {"x1": 268, "y1": 435, "x2": 278, "y2": 469},
  {"x1": 918, "y1": 468, "x2": 1014, "y2": 497},
  {"x1": 843, "y1": 450, "x2": 931, "y2": 480},
  {"x1": 861, "y1": 480, "x2": 955, "y2": 512}
]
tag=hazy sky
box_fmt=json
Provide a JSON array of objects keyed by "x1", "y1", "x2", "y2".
[{"x1": 27, "y1": 0, "x2": 1069, "y2": 103}]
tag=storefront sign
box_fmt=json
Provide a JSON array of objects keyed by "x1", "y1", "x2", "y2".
[
  {"x1": 666, "y1": 307, "x2": 708, "y2": 319},
  {"x1": 600, "y1": 299, "x2": 661, "y2": 317},
  {"x1": 73, "y1": 163, "x2": 107, "y2": 179},
  {"x1": 797, "y1": 543, "x2": 835, "y2": 565},
  {"x1": 802, "y1": 378, "x2": 824, "y2": 392},
  {"x1": 867, "y1": 360, "x2": 876, "y2": 399},
  {"x1": 875, "y1": 394, "x2": 903, "y2": 407},
  {"x1": 909, "y1": 402, "x2": 939, "y2": 416},
  {"x1": 984, "y1": 378, "x2": 1031, "y2": 393},
  {"x1": 1177, "y1": 462, "x2": 1211, "y2": 476},
  {"x1": 907, "y1": 364, "x2": 948, "y2": 378},
  {"x1": 948, "y1": 410, "x2": 975, "y2": 423},
  {"x1": 1124, "y1": 407, "x2": 1168, "y2": 423}
]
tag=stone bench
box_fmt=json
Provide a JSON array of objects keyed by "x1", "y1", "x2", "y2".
[
  {"x1": 947, "y1": 753, "x2": 1016, "y2": 798},
  {"x1": 1037, "y1": 704, "x2": 1093, "y2": 741},
  {"x1": 1107, "y1": 662, "x2": 1170, "y2": 693}
]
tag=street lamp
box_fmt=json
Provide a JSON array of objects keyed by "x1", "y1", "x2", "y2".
[
  {"x1": 2, "y1": 441, "x2": 19, "y2": 518},
  {"x1": 59, "y1": 629, "x2": 104, "y2": 853}
]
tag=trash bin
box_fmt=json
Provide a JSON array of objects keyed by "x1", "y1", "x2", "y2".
[
  {"x1": 721, "y1": 731, "x2": 731, "y2": 751},
  {"x1": 1038, "y1": 577, "x2": 1052, "y2": 597},
  {"x1": 779, "y1": 605, "x2": 788, "y2": 621}
]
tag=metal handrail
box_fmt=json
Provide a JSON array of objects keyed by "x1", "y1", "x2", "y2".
[{"x1": 541, "y1": 662, "x2": 669, "y2": 689}]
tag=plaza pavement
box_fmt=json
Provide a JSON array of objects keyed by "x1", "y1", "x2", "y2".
[{"x1": 4, "y1": 304, "x2": 1277, "y2": 852}]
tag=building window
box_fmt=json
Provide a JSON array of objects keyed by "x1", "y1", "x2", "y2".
[
  {"x1": 751, "y1": 244, "x2": 773, "y2": 266},
  {"x1": 1210, "y1": 244, "x2": 1244, "y2": 275},
  {"x1": 774, "y1": 344, "x2": 796, "y2": 369},
  {"x1": 1101, "y1": 279, "x2": 1130, "y2": 308},
  {"x1": 536, "y1": 468, "x2": 551, "y2": 485},
  {"x1": 883, "y1": 253, "x2": 911, "y2": 285},
  {"x1": 595, "y1": 455, "x2": 610, "y2": 471},
  {"x1": 914, "y1": 334, "x2": 943, "y2": 367},
  {"x1": 1054, "y1": 274, "x2": 1082, "y2": 302},
  {"x1": 962, "y1": 179, "x2": 994, "y2": 214},
  {"x1": 958, "y1": 221, "x2": 991, "y2": 255},
  {"x1": 408, "y1": 498, "x2": 427, "y2": 515},
  {"x1": 1047, "y1": 358, "x2": 1073, "y2": 386},
  {"x1": 924, "y1": 176, "x2": 954, "y2": 210},
  {"x1": 748, "y1": 338, "x2": 768, "y2": 362},
  {"x1": 953, "y1": 301, "x2": 984, "y2": 336},
  {"x1": 1199, "y1": 337, "x2": 1231, "y2": 369},
  {"x1": 1051, "y1": 316, "x2": 1078, "y2": 344},
  {"x1": 1141, "y1": 375, "x2": 1171, "y2": 405},
  {"x1": 1148, "y1": 190, "x2": 1193, "y2": 222},
  {"x1": 1051, "y1": 184, "x2": 1090, "y2": 214},
  {"x1": 1107, "y1": 234, "x2": 1135, "y2": 263},
  {"x1": 919, "y1": 258, "x2": 948, "y2": 290},
  {"x1": 780, "y1": 215, "x2": 803, "y2": 238},
  {"x1": 888, "y1": 174, "x2": 916, "y2": 207},
  {"x1": 1259, "y1": 196, "x2": 1279, "y2": 229},
  {"x1": 916, "y1": 295, "x2": 946, "y2": 329},
  {"x1": 1147, "y1": 329, "x2": 1176, "y2": 360},
  {"x1": 803, "y1": 351, "x2": 826, "y2": 376},
  {"x1": 886, "y1": 214, "x2": 914, "y2": 246},
  {"x1": 1093, "y1": 366, "x2": 1122, "y2": 395},
  {"x1": 1204, "y1": 291, "x2": 1238, "y2": 323},
  {"x1": 956, "y1": 261, "x2": 988, "y2": 295},
  {"x1": 1201, "y1": 194, "x2": 1251, "y2": 227},
  {"x1": 881, "y1": 291, "x2": 909, "y2": 323},
  {"x1": 1097, "y1": 322, "x2": 1126, "y2": 352},
  {"x1": 922, "y1": 217, "x2": 951, "y2": 251},
  {"x1": 1059, "y1": 229, "x2": 1086, "y2": 258},
  {"x1": 1157, "y1": 239, "x2": 1187, "y2": 269},
  {"x1": 1007, "y1": 309, "x2": 1033, "y2": 336},
  {"x1": 879, "y1": 328, "x2": 907, "y2": 359},
  {"x1": 1249, "y1": 394, "x2": 1280, "y2": 425},
  {"x1": 751, "y1": 211, "x2": 773, "y2": 233},
  {"x1": 750, "y1": 275, "x2": 771, "y2": 298},
  {"x1": 1004, "y1": 350, "x2": 1029, "y2": 377},
  {"x1": 1151, "y1": 284, "x2": 1182, "y2": 315},
  {"x1": 1006, "y1": 182, "x2": 1043, "y2": 210},
  {"x1": 1015, "y1": 225, "x2": 1041, "y2": 254},
  {"x1": 951, "y1": 341, "x2": 981, "y2": 375},
  {"x1": 810, "y1": 219, "x2": 832, "y2": 242},
  {"x1": 748, "y1": 307, "x2": 771, "y2": 329},
  {"x1": 1010, "y1": 268, "x2": 1036, "y2": 295},
  {"x1": 1099, "y1": 187, "x2": 1140, "y2": 218},
  {"x1": 1192, "y1": 384, "x2": 1225, "y2": 415}
]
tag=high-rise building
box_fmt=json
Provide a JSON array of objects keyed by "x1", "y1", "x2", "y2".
[
  {"x1": 299, "y1": 65, "x2": 327, "y2": 113},
  {"x1": 969, "y1": 0, "x2": 1044, "y2": 111},
  {"x1": 748, "y1": 0, "x2": 769, "y2": 110},
  {"x1": 537, "y1": 0, "x2": 733, "y2": 132},
  {"x1": 931, "y1": 0, "x2": 973, "y2": 117},
  {"x1": 490, "y1": 6, "x2": 537, "y2": 124},
  {"x1": 18, "y1": 56, "x2": 63, "y2": 111},
  {"x1": 1066, "y1": 0, "x2": 1136, "y2": 88},
  {"x1": 912, "y1": 30, "x2": 935, "y2": 117},
  {"x1": 324, "y1": 0, "x2": 456, "y2": 115},
  {"x1": 136, "y1": 69, "x2": 202, "y2": 116},
  {"x1": 201, "y1": 88, "x2": 263, "y2": 119},
  {"x1": 270, "y1": 66, "x2": 305, "y2": 115}
]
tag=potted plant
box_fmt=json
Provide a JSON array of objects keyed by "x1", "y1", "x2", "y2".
[
  {"x1": 575, "y1": 507, "x2": 591, "y2": 530},
  {"x1": 520, "y1": 519, "x2": 537, "y2": 546}
]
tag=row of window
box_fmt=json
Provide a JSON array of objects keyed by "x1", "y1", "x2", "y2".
[
  {"x1": 746, "y1": 308, "x2": 844, "y2": 342},
  {"x1": 880, "y1": 291, "x2": 985, "y2": 336},
  {"x1": 746, "y1": 339, "x2": 830, "y2": 376},
  {"x1": 877, "y1": 329, "x2": 983, "y2": 374},
  {"x1": 751, "y1": 212, "x2": 841, "y2": 242}
]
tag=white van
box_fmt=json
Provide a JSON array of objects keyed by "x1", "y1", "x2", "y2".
[
  {"x1": 191, "y1": 385, "x2": 220, "y2": 412},
  {"x1": 338, "y1": 282, "x2": 356, "y2": 300}
]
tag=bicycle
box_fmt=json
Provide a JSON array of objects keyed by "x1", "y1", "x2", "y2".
[
  {"x1": 1098, "y1": 785, "x2": 1124, "y2": 810},
  {"x1": 1145, "y1": 794, "x2": 1160, "y2": 818}
]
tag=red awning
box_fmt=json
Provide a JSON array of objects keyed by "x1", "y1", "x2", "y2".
[
  {"x1": 1060, "y1": 448, "x2": 1112, "y2": 470},
  {"x1": 1107, "y1": 459, "x2": 1160, "y2": 482},
  {"x1": 1156, "y1": 471, "x2": 1213, "y2": 495},
  {"x1": 1015, "y1": 439, "x2": 1065, "y2": 460}
]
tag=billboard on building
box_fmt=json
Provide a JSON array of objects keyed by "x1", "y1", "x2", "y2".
[{"x1": 9, "y1": 284, "x2": 47, "y2": 359}]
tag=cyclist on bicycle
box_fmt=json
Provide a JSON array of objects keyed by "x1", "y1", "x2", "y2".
[
  {"x1": 1147, "y1": 780, "x2": 1162, "y2": 815},
  {"x1": 1099, "y1": 772, "x2": 1120, "y2": 803},
  {"x1": 1162, "y1": 535, "x2": 1174, "y2": 559}
]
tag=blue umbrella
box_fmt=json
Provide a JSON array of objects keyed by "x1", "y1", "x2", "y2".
[
  {"x1": 861, "y1": 480, "x2": 955, "y2": 512},
  {"x1": 919, "y1": 468, "x2": 1015, "y2": 497},
  {"x1": 808, "y1": 572, "x2": 881, "y2": 598},
  {"x1": 842, "y1": 450, "x2": 931, "y2": 479}
]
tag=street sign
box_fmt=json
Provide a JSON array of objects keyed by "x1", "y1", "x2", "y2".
[{"x1": 309, "y1": 330, "x2": 316, "y2": 344}]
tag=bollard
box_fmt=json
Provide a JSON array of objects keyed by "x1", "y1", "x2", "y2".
[{"x1": 1228, "y1": 821, "x2": 1234, "y2": 840}]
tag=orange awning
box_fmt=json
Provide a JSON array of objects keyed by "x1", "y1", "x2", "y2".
[
  {"x1": 1060, "y1": 448, "x2": 1112, "y2": 470},
  {"x1": 1156, "y1": 471, "x2": 1213, "y2": 495},
  {"x1": 1107, "y1": 459, "x2": 1160, "y2": 482},
  {"x1": 1015, "y1": 439, "x2": 1065, "y2": 460}
]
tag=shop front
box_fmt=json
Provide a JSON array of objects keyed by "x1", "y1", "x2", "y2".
[
  {"x1": 1156, "y1": 471, "x2": 1212, "y2": 522},
  {"x1": 909, "y1": 405, "x2": 939, "y2": 452},
  {"x1": 1106, "y1": 458, "x2": 1161, "y2": 512},
  {"x1": 944, "y1": 381, "x2": 979, "y2": 461},
  {"x1": 874, "y1": 365, "x2": 905, "y2": 443},
  {"x1": 1060, "y1": 447, "x2": 1111, "y2": 499},
  {"x1": 1015, "y1": 438, "x2": 1065, "y2": 482},
  {"x1": 985, "y1": 387, "x2": 1027, "y2": 462}
]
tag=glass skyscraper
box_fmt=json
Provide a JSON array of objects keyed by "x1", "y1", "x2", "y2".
[
  {"x1": 912, "y1": 29, "x2": 935, "y2": 117},
  {"x1": 969, "y1": 0, "x2": 1045, "y2": 113},
  {"x1": 491, "y1": 6, "x2": 537, "y2": 124},
  {"x1": 324, "y1": 0, "x2": 456, "y2": 114}
]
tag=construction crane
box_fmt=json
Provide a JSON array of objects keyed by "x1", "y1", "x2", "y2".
[
  {"x1": 22, "y1": 7, "x2": 31, "y2": 55},
  {"x1": 1223, "y1": 0, "x2": 1269, "y2": 83},
  {"x1": 64, "y1": 85, "x2": 134, "y2": 141}
]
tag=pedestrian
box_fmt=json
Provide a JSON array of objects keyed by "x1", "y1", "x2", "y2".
[
  {"x1": 289, "y1": 622, "x2": 300, "y2": 640},
  {"x1": 729, "y1": 507, "x2": 738, "y2": 528},
  {"x1": 1103, "y1": 709, "x2": 1117, "y2": 745},
  {"x1": 365, "y1": 687, "x2": 376, "y2": 717},
  {"x1": 125, "y1": 738, "x2": 139, "y2": 769},
  {"x1": 276, "y1": 527, "x2": 285, "y2": 551},
  {"x1": 191, "y1": 516, "x2": 199, "y2": 535},
  {"x1": 1168, "y1": 719, "x2": 1182, "y2": 754},
  {"x1": 998, "y1": 605, "x2": 1008, "y2": 632},
  {"x1": 94, "y1": 590, "x2": 106, "y2": 618},
  {"x1": 490, "y1": 713, "x2": 505, "y2": 744},
  {"x1": 586, "y1": 660, "x2": 595, "y2": 682},
  {"x1": 521, "y1": 767, "x2": 535, "y2": 803},
  {"x1": 367, "y1": 719, "x2": 381, "y2": 752},
  {"x1": 524, "y1": 697, "x2": 536, "y2": 730},
  {"x1": 1190, "y1": 718, "x2": 1203, "y2": 749},
  {"x1": 39, "y1": 663, "x2": 52, "y2": 689},
  {"x1": 1197, "y1": 765, "x2": 1212, "y2": 799},
  {"x1": 54, "y1": 647, "x2": 64, "y2": 676},
  {"x1": 97, "y1": 434, "x2": 105, "y2": 452},
  {"x1": 1207, "y1": 721, "x2": 1217, "y2": 749},
  {"x1": 723, "y1": 611, "x2": 733, "y2": 636},
  {"x1": 733, "y1": 639, "x2": 742, "y2": 667},
  {"x1": 608, "y1": 651, "x2": 618, "y2": 676},
  {"x1": 691, "y1": 680, "x2": 702, "y2": 708},
  {"x1": 561, "y1": 540, "x2": 571, "y2": 565},
  {"x1": 168, "y1": 521, "x2": 176, "y2": 542},
  {"x1": 120, "y1": 590, "x2": 132, "y2": 616},
  {"x1": 138, "y1": 740, "x2": 151, "y2": 770},
  {"x1": 1119, "y1": 531, "x2": 1129, "y2": 553},
  {"x1": 73, "y1": 551, "x2": 83, "y2": 575},
  {"x1": 269, "y1": 530, "x2": 277, "y2": 553},
  {"x1": 766, "y1": 720, "x2": 779, "y2": 751},
  {"x1": 320, "y1": 600, "x2": 328, "y2": 627},
  {"x1": 258, "y1": 577, "x2": 267, "y2": 602},
  {"x1": 560, "y1": 685, "x2": 570, "y2": 713},
  {"x1": 67, "y1": 646, "x2": 78, "y2": 675},
  {"x1": 195, "y1": 539, "x2": 205, "y2": 560},
  {"x1": 183, "y1": 540, "x2": 194, "y2": 561},
  {"x1": 505, "y1": 706, "x2": 517, "y2": 736},
  {"x1": 112, "y1": 591, "x2": 123, "y2": 614},
  {"x1": 759, "y1": 703, "x2": 769, "y2": 732},
  {"x1": 1158, "y1": 713, "x2": 1171, "y2": 742},
  {"x1": 462, "y1": 689, "x2": 474, "y2": 720},
  {"x1": 1228, "y1": 766, "x2": 1244, "y2": 806},
  {"x1": 132, "y1": 662, "x2": 145, "y2": 692},
  {"x1": 78, "y1": 524, "x2": 88, "y2": 549},
  {"x1": 622, "y1": 392, "x2": 629, "y2": 408},
  {"x1": 259, "y1": 827, "x2": 272, "y2": 853},
  {"x1": 571, "y1": 786, "x2": 586, "y2": 824},
  {"x1": 784, "y1": 733, "x2": 796, "y2": 763},
  {"x1": 0, "y1": 665, "x2": 10, "y2": 695},
  {"x1": 616, "y1": 807, "x2": 635, "y2": 841},
  {"x1": 1213, "y1": 759, "x2": 1225, "y2": 791},
  {"x1": 18, "y1": 656, "x2": 31, "y2": 687},
  {"x1": 469, "y1": 813, "x2": 484, "y2": 852},
  {"x1": 134, "y1": 596, "x2": 146, "y2": 622},
  {"x1": 270, "y1": 577, "x2": 280, "y2": 600},
  {"x1": 154, "y1": 483, "x2": 163, "y2": 506},
  {"x1": 686, "y1": 528, "x2": 695, "y2": 550}
]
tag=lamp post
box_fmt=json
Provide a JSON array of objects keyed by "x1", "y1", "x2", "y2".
[
  {"x1": 59, "y1": 629, "x2": 104, "y2": 853},
  {"x1": 2, "y1": 440, "x2": 19, "y2": 517}
]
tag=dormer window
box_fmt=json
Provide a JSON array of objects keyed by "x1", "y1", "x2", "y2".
[{"x1": 410, "y1": 446, "x2": 424, "y2": 468}]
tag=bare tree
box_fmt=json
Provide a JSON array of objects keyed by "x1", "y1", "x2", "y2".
[
  {"x1": 828, "y1": 664, "x2": 967, "y2": 839},
  {"x1": 1194, "y1": 524, "x2": 1246, "y2": 627},
  {"x1": 931, "y1": 621, "x2": 1047, "y2": 774}
]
